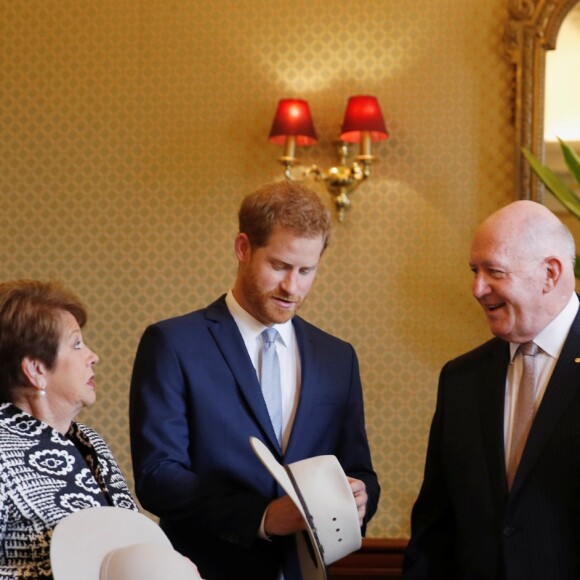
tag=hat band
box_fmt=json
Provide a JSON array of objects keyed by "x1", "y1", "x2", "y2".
[{"x1": 283, "y1": 465, "x2": 324, "y2": 567}]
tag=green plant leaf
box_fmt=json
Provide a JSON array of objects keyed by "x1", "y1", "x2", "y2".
[
  {"x1": 521, "y1": 147, "x2": 580, "y2": 219},
  {"x1": 559, "y1": 138, "x2": 580, "y2": 186}
]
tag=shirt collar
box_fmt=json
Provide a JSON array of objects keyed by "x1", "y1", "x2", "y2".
[{"x1": 225, "y1": 290, "x2": 293, "y2": 347}]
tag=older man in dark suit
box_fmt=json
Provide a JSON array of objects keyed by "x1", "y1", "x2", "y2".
[
  {"x1": 129, "y1": 181, "x2": 379, "y2": 580},
  {"x1": 404, "y1": 200, "x2": 580, "y2": 580}
]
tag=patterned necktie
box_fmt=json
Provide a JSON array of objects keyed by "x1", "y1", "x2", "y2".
[
  {"x1": 260, "y1": 328, "x2": 282, "y2": 445},
  {"x1": 506, "y1": 341, "x2": 540, "y2": 489}
]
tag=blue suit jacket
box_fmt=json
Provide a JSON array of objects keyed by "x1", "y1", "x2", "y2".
[
  {"x1": 403, "y1": 301, "x2": 580, "y2": 580},
  {"x1": 130, "y1": 295, "x2": 380, "y2": 580}
]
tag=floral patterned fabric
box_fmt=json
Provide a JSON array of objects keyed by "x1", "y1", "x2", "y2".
[{"x1": 0, "y1": 402, "x2": 137, "y2": 578}]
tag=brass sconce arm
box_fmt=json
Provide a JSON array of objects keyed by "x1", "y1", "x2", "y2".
[{"x1": 276, "y1": 134, "x2": 377, "y2": 222}]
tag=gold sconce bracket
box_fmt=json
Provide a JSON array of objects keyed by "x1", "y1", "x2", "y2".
[{"x1": 276, "y1": 140, "x2": 377, "y2": 222}]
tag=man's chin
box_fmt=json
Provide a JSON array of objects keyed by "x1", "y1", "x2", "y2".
[
  {"x1": 267, "y1": 305, "x2": 298, "y2": 324},
  {"x1": 270, "y1": 312, "x2": 295, "y2": 324},
  {"x1": 488, "y1": 323, "x2": 513, "y2": 342}
]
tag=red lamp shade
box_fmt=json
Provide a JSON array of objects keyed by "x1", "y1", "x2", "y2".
[
  {"x1": 340, "y1": 95, "x2": 388, "y2": 143},
  {"x1": 268, "y1": 99, "x2": 318, "y2": 146}
]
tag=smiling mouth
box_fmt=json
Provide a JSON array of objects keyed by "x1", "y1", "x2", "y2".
[{"x1": 483, "y1": 302, "x2": 505, "y2": 312}]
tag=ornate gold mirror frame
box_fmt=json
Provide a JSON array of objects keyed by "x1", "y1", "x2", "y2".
[{"x1": 506, "y1": 0, "x2": 580, "y2": 201}]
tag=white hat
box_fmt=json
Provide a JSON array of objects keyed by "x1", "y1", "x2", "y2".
[
  {"x1": 50, "y1": 506, "x2": 202, "y2": 580},
  {"x1": 99, "y1": 542, "x2": 199, "y2": 580},
  {"x1": 249, "y1": 437, "x2": 361, "y2": 580}
]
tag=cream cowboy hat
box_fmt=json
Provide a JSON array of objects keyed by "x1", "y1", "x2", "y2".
[
  {"x1": 249, "y1": 436, "x2": 362, "y2": 580},
  {"x1": 50, "y1": 506, "x2": 202, "y2": 580}
]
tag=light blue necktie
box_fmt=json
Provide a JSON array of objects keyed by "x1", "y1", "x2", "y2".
[{"x1": 260, "y1": 328, "x2": 283, "y2": 445}]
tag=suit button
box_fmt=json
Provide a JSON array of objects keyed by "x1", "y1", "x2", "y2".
[{"x1": 503, "y1": 526, "x2": 515, "y2": 536}]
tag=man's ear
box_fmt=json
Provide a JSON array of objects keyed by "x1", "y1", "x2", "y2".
[
  {"x1": 21, "y1": 357, "x2": 48, "y2": 389},
  {"x1": 234, "y1": 233, "x2": 252, "y2": 263},
  {"x1": 543, "y1": 256, "x2": 563, "y2": 292}
]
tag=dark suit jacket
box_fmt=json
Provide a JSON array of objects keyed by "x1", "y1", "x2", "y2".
[
  {"x1": 403, "y1": 303, "x2": 580, "y2": 580},
  {"x1": 129, "y1": 295, "x2": 380, "y2": 580}
]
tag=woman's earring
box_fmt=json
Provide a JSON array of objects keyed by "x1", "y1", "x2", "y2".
[{"x1": 37, "y1": 387, "x2": 46, "y2": 398}]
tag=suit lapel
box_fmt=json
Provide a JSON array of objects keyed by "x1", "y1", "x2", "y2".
[
  {"x1": 282, "y1": 317, "x2": 316, "y2": 461},
  {"x1": 510, "y1": 308, "x2": 580, "y2": 495},
  {"x1": 205, "y1": 297, "x2": 282, "y2": 453},
  {"x1": 478, "y1": 339, "x2": 511, "y2": 501}
]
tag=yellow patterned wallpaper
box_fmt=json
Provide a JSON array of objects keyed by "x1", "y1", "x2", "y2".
[{"x1": 0, "y1": 0, "x2": 516, "y2": 538}]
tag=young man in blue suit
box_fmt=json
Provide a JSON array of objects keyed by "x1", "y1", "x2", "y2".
[
  {"x1": 129, "y1": 181, "x2": 380, "y2": 580},
  {"x1": 403, "y1": 200, "x2": 580, "y2": 580}
]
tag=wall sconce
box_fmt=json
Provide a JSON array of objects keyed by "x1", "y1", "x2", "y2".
[{"x1": 268, "y1": 95, "x2": 389, "y2": 221}]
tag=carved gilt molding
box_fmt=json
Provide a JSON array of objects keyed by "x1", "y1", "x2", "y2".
[{"x1": 505, "y1": 0, "x2": 579, "y2": 201}]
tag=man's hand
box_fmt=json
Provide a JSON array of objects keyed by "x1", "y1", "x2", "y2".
[
  {"x1": 263, "y1": 495, "x2": 307, "y2": 537},
  {"x1": 264, "y1": 476, "x2": 367, "y2": 537},
  {"x1": 348, "y1": 477, "x2": 367, "y2": 527}
]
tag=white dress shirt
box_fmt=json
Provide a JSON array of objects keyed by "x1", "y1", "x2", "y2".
[
  {"x1": 504, "y1": 293, "x2": 580, "y2": 463},
  {"x1": 225, "y1": 290, "x2": 301, "y2": 452}
]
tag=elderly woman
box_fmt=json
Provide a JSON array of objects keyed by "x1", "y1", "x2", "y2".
[{"x1": 0, "y1": 279, "x2": 137, "y2": 578}]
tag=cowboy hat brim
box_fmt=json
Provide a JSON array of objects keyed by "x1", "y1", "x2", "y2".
[
  {"x1": 249, "y1": 437, "x2": 361, "y2": 580},
  {"x1": 50, "y1": 506, "x2": 173, "y2": 580}
]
